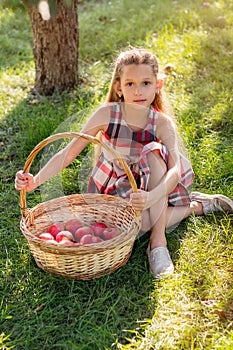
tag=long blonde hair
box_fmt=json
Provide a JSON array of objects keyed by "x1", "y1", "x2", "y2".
[{"x1": 105, "y1": 47, "x2": 172, "y2": 114}]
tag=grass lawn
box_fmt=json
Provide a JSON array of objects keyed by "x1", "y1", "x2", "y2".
[{"x1": 0, "y1": 0, "x2": 233, "y2": 349}]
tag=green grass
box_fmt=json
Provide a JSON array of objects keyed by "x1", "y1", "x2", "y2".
[{"x1": 1, "y1": 0, "x2": 233, "y2": 349}]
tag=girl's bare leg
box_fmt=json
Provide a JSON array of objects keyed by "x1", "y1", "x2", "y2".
[
  {"x1": 149, "y1": 201, "x2": 167, "y2": 249},
  {"x1": 146, "y1": 152, "x2": 168, "y2": 249},
  {"x1": 145, "y1": 152, "x2": 175, "y2": 276},
  {"x1": 166, "y1": 200, "x2": 203, "y2": 228},
  {"x1": 141, "y1": 200, "x2": 204, "y2": 233}
]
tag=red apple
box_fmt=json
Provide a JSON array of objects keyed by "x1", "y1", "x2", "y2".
[
  {"x1": 74, "y1": 226, "x2": 94, "y2": 242},
  {"x1": 46, "y1": 223, "x2": 64, "y2": 238},
  {"x1": 65, "y1": 219, "x2": 83, "y2": 234},
  {"x1": 38, "y1": 232, "x2": 55, "y2": 241},
  {"x1": 79, "y1": 234, "x2": 96, "y2": 245},
  {"x1": 91, "y1": 222, "x2": 107, "y2": 236},
  {"x1": 56, "y1": 230, "x2": 74, "y2": 243},
  {"x1": 92, "y1": 236, "x2": 103, "y2": 243},
  {"x1": 102, "y1": 227, "x2": 121, "y2": 240}
]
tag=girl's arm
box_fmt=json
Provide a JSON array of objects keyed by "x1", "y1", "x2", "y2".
[
  {"x1": 155, "y1": 112, "x2": 181, "y2": 189},
  {"x1": 15, "y1": 105, "x2": 110, "y2": 192},
  {"x1": 130, "y1": 113, "x2": 181, "y2": 210}
]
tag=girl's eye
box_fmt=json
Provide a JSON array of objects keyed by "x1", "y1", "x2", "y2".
[
  {"x1": 144, "y1": 81, "x2": 151, "y2": 86},
  {"x1": 126, "y1": 82, "x2": 133, "y2": 86}
]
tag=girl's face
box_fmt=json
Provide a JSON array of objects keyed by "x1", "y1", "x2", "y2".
[{"x1": 116, "y1": 64, "x2": 157, "y2": 107}]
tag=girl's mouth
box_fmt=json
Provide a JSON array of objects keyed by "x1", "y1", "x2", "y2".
[{"x1": 133, "y1": 99, "x2": 146, "y2": 103}]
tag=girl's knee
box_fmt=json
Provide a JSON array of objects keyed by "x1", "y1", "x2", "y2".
[
  {"x1": 147, "y1": 151, "x2": 167, "y2": 174},
  {"x1": 147, "y1": 151, "x2": 167, "y2": 189}
]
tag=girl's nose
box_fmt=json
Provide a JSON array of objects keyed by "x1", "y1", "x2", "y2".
[{"x1": 134, "y1": 86, "x2": 142, "y2": 95}]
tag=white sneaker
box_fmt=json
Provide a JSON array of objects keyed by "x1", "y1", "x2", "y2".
[
  {"x1": 190, "y1": 191, "x2": 233, "y2": 215},
  {"x1": 147, "y1": 245, "x2": 174, "y2": 278}
]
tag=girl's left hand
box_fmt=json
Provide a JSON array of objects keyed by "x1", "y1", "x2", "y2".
[{"x1": 129, "y1": 189, "x2": 150, "y2": 211}]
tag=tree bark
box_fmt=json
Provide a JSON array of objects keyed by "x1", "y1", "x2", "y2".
[{"x1": 25, "y1": 0, "x2": 78, "y2": 95}]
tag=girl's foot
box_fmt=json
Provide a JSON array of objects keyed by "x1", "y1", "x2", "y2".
[
  {"x1": 190, "y1": 192, "x2": 233, "y2": 214},
  {"x1": 147, "y1": 245, "x2": 174, "y2": 278}
]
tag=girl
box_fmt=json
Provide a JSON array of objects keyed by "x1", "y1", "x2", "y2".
[{"x1": 15, "y1": 48, "x2": 233, "y2": 278}]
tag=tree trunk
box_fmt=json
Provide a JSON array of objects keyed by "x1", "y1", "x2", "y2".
[{"x1": 26, "y1": 0, "x2": 78, "y2": 95}]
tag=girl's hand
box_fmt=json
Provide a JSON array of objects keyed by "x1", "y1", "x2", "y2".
[
  {"x1": 129, "y1": 189, "x2": 151, "y2": 211},
  {"x1": 15, "y1": 170, "x2": 35, "y2": 192}
]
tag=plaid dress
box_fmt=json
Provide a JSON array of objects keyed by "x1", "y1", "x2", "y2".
[{"x1": 88, "y1": 103, "x2": 194, "y2": 206}]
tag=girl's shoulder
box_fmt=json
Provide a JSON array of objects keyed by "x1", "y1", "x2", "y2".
[
  {"x1": 88, "y1": 102, "x2": 123, "y2": 130},
  {"x1": 156, "y1": 111, "x2": 176, "y2": 127},
  {"x1": 92, "y1": 102, "x2": 120, "y2": 117},
  {"x1": 156, "y1": 111, "x2": 177, "y2": 140},
  {"x1": 84, "y1": 103, "x2": 115, "y2": 133},
  {"x1": 95, "y1": 102, "x2": 120, "y2": 115}
]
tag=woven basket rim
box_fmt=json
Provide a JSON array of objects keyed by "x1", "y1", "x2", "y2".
[{"x1": 20, "y1": 193, "x2": 142, "y2": 254}]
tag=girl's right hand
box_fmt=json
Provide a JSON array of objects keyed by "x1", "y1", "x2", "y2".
[
  {"x1": 129, "y1": 189, "x2": 149, "y2": 211},
  {"x1": 15, "y1": 170, "x2": 35, "y2": 192}
]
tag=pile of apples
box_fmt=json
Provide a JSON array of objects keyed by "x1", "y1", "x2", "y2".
[{"x1": 37, "y1": 219, "x2": 121, "y2": 246}]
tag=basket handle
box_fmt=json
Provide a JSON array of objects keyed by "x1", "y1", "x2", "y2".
[{"x1": 20, "y1": 132, "x2": 139, "y2": 217}]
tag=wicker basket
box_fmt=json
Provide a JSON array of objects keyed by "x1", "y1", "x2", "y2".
[{"x1": 20, "y1": 132, "x2": 142, "y2": 280}]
